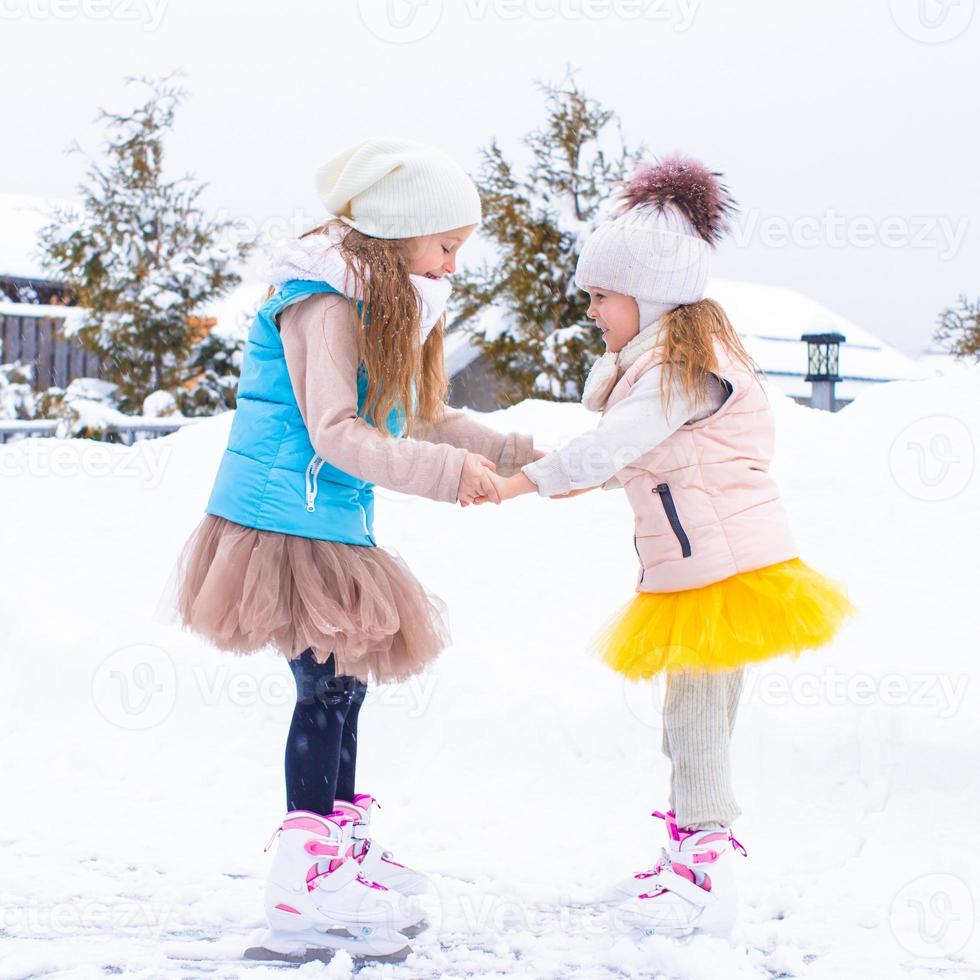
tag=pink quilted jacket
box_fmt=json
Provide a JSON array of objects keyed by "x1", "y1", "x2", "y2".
[{"x1": 606, "y1": 341, "x2": 799, "y2": 593}]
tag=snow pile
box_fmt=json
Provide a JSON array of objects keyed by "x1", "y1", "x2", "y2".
[
  {"x1": 0, "y1": 370, "x2": 978, "y2": 978},
  {"x1": 142, "y1": 390, "x2": 181, "y2": 419}
]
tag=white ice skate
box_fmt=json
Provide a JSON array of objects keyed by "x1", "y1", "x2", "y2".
[
  {"x1": 245, "y1": 810, "x2": 423, "y2": 962},
  {"x1": 613, "y1": 809, "x2": 747, "y2": 939},
  {"x1": 335, "y1": 793, "x2": 429, "y2": 897}
]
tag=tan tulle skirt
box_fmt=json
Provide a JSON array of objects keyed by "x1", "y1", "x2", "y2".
[{"x1": 165, "y1": 514, "x2": 450, "y2": 683}]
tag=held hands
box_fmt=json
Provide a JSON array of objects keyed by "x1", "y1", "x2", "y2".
[
  {"x1": 475, "y1": 469, "x2": 536, "y2": 504},
  {"x1": 459, "y1": 447, "x2": 599, "y2": 507},
  {"x1": 458, "y1": 447, "x2": 543, "y2": 507},
  {"x1": 457, "y1": 453, "x2": 501, "y2": 506},
  {"x1": 476, "y1": 476, "x2": 597, "y2": 503}
]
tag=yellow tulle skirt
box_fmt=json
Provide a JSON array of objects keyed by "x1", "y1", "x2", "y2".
[{"x1": 590, "y1": 558, "x2": 857, "y2": 679}]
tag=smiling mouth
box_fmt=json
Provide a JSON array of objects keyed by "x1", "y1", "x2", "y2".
[{"x1": 424, "y1": 272, "x2": 442, "y2": 280}]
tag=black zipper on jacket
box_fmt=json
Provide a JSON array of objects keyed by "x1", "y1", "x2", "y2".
[
  {"x1": 634, "y1": 534, "x2": 645, "y2": 584},
  {"x1": 655, "y1": 483, "x2": 692, "y2": 558}
]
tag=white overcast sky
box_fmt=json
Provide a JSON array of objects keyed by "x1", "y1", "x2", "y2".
[{"x1": 3, "y1": 0, "x2": 977, "y2": 353}]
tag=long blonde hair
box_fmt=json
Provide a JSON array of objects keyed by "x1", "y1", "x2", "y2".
[
  {"x1": 656, "y1": 299, "x2": 763, "y2": 414},
  {"x1": 291, "y1": 219, "x2": 449, "y2": 437}
]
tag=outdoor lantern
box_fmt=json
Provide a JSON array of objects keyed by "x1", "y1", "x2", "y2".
[{"x1": 801, "y1": 332, "x2": 846, "y2": 411}]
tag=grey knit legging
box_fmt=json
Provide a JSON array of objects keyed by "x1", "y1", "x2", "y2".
[{"x1": 661, "y1": 666, "x2": 744, "y2": 829}]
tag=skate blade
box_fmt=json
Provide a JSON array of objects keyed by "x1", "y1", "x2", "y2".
[
  {"x1": 612, "y1": 909, "x2": 697, "y2": 940},
  {"x1": 401, "y1": 918, "x2": 429, "y2": 939},
  {"x1": 617, "y1": 913, "x2": 732, "y2": 941},
  {"x1": 244, "y1": 944, "x2": 410, "y2": 965},
  {"x1": 244, "y1": 926, "x2": 410, "y2": 963}
]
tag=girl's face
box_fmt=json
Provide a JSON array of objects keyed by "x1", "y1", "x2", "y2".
[
  {"x1": 407, "y1": 224, "x2": 478, "y2": 280},
  {"x1": 585, "y1": 286, "x2": 640, "y2": 353}
]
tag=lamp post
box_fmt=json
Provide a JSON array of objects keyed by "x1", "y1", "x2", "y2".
[{"x1": 801, "y1": 332, "x2": 845, "y2": 411}]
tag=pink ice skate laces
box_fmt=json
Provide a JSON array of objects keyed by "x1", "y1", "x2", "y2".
[
  {"x1": 633, "y1": 809, "x2": 747, "y2": 894},
  {"x1": 651, "y1": 809, "x2": 748, "y2": 858}
]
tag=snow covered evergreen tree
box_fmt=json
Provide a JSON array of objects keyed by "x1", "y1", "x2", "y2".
[
  {"x1": 176, "y1": 327, "x2": 245, "y2": 416},
  {"x1": 38, "y1": 75, "x2": 252, "y2": 413},
  {"x1": 453, "y1": 74, "x2": 642, "y2": 402}
]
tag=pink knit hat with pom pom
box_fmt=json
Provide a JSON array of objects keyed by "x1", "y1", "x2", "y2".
[{"x1": 575, "y1": 155, "x2": 737, "y2": 328}]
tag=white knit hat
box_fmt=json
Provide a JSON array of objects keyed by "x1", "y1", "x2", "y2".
[
  {"x1": 315, "y1": 138, "x2": 482, "y2": 240},
  {"x1": 575, "y1": 156, "x2": 737, "y2": 328}
]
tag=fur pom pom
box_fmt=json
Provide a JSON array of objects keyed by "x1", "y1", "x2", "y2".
[{"x1": 616, "y1": 155, "x2": 738, "y2": 246}]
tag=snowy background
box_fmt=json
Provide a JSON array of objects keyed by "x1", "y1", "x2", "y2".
[
  {"x1": 1, "y1": 369, "x2": 978, "y2": 979},
  {"x1": 2, "y1": 0, "x2": 979, "y2": 976}
]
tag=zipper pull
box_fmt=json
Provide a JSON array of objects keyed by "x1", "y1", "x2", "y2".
[
  {"x1": 656, "y1": 483, "x2": 669, "y2": 494},
  {"x1": 305, "y1": 454, "x2": 321, "y2": 512}
]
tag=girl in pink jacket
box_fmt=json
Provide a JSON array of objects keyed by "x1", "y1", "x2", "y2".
[{"x1": 484, "y1": 156, "x2": 856, "y2": 939}]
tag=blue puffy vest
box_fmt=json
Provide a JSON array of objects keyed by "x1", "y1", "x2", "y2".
[{"x1": 205, "y1": 279, "x2": 405, "y2": 547}]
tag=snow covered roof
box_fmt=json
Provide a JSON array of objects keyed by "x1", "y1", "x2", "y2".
[
  {"x1": 705, "y1": 278, "x2": 928, "y2": 384},
  {"x1": 0, "y1": 192, "x2": 75, "y2": 280}
]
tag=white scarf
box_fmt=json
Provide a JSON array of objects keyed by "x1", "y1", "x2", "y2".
[
  {"x1": 581, "y1": 322, "x2": 664, "y2": 412},
  {"x1": 263, "y1": 223, "x2": 452, "y2": 343}
]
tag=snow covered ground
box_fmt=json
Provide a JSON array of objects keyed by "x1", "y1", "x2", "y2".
[{"x1": 1, "y1": 370, "x2": 978, "y2": 979}]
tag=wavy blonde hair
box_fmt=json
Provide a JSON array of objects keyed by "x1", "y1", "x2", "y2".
[
  {"x1": 291, "y1": 219, "x2": 449, "y2": 438},
  {"x1": 656, "y1": 299, "x2": 764, "y2": 414}
]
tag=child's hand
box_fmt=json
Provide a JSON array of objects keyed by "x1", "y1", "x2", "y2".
[
  {"x1": 473, "y1": 471, "x2": 536, "y2": 505},
  {"x1": 457, "y1": 453, "x2": 500, "y2": 506}
]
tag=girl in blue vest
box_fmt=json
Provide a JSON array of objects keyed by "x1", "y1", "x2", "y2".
[{"x1": 169, "y1": 139, "x2": 540, "y2": 959}]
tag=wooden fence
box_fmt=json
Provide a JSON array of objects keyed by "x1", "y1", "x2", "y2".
[{"x1": 0, "y1": 312, "x2": 102, "y2": 389}]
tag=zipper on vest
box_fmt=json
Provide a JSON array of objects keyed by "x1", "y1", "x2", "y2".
[
  {"x1": 305, "y1": 453, "x2": 326, "y2": 512},
  {"x1": 655, "y1": 483, "x2": 692, "y2": 558},
  {"x1": 634, "y1": 534, "x2": 645, "y2": 584}
]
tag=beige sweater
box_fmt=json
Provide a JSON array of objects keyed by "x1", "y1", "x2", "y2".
[{"x1": 279, "y1": 293, "x2": 535, "y2": 503}]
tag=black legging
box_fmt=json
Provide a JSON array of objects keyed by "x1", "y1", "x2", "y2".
[{"x1": 284, "y1": 649, "x2": 367, "y2": 816}]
